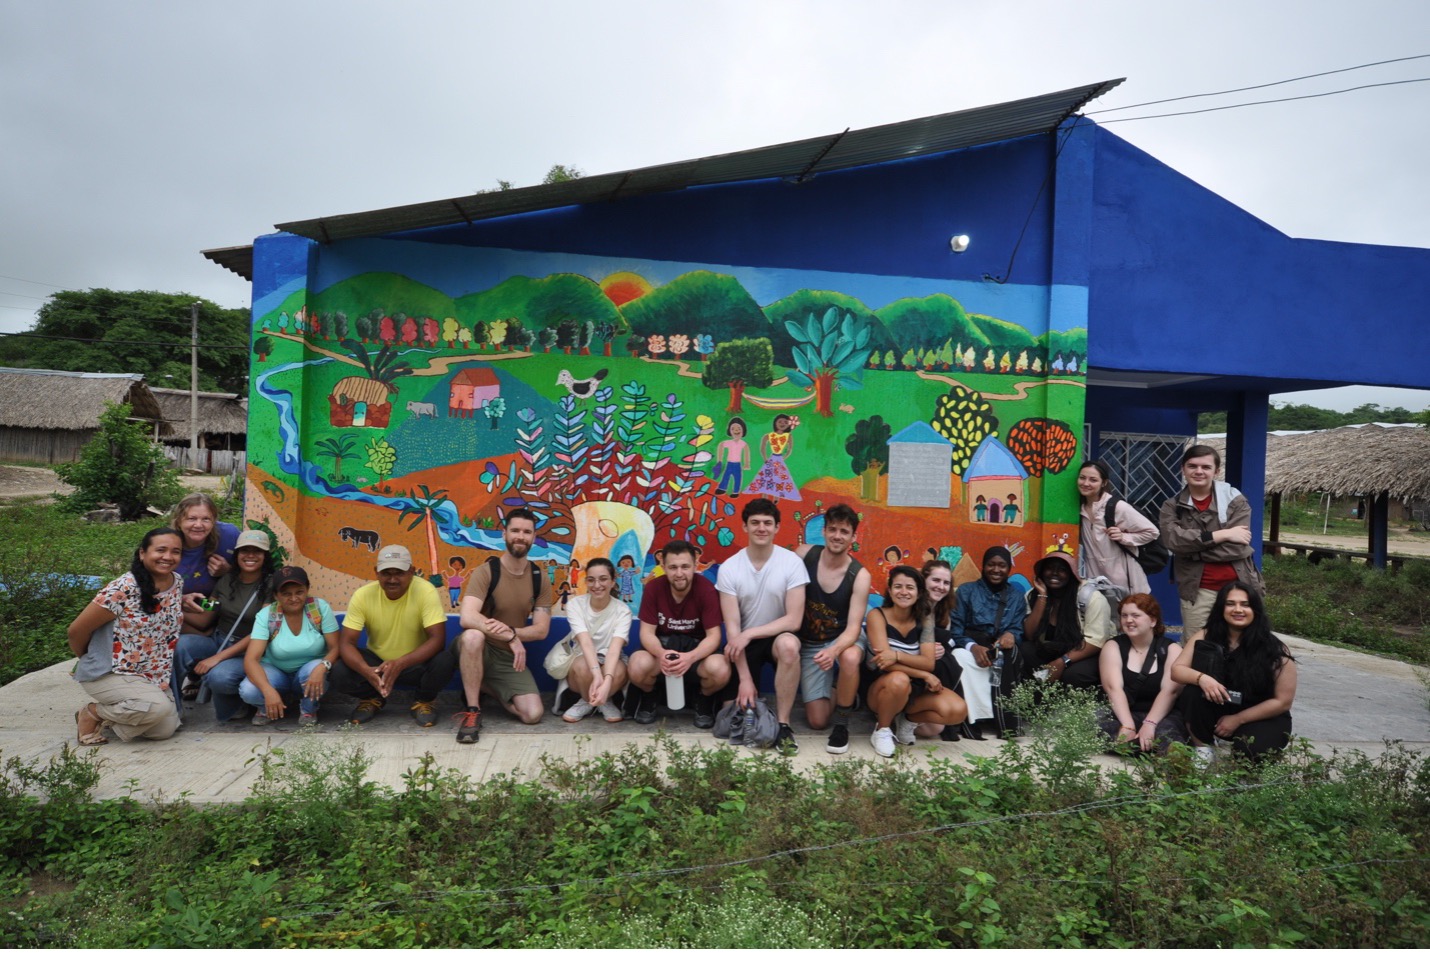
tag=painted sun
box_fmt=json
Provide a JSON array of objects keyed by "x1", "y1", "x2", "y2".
[{"x1": 599, "y1": 271, "x2": 653, "y2": 307}]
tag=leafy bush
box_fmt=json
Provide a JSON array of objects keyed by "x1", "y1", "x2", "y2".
[
  {"x1": 1265, "y1": 554, "x2": 1430, "y2": 663},
  {"x1": 3, "y1": 724, "x2": 1429, "y2": 948},
  {"x1": 53, "y1": 402, "x2": 183, "y2": 521}
]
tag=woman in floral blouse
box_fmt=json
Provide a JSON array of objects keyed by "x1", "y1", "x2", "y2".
[{"x1": 68, "y1": 527, "x2": 186, "y2": 745}]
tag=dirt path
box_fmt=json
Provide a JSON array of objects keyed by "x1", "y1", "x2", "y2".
[
  {"x1": 1271, "y1": 527, "x2": 1430, "y2": 559},
  {"x1": 0, "y1": 465, "x2": 226, "y2": 503}
]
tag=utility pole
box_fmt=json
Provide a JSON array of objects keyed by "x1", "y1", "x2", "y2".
[{"x1": 190, "y1": 301, "x2": 199, "y2": 451}]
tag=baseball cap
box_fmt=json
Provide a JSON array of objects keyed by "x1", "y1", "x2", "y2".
[
  {"x1": 235, "y1": 529, "x2": 271, "y2": 552},
  {"x1": 376, "y1": 545, "x2": 413, "y2": 572},
  {"x1": 272, "y1": 565, "x2": 310, "y2": 589}
]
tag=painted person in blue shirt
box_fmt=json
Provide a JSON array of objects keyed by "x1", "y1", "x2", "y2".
[{"x1": 947, "y1": 546, "x2": 1027, "y2": 735}]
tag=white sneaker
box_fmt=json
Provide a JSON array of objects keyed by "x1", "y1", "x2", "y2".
[
  {"x1": 562, "y1": 698, "x2": 595, "y2": 723},
  {"x1": 871, "y1": 726, "x2": 896, "y2": 758},
  {"x1": 598, "y1": 700, "x2": 623, "y2": 723},
  {"x1": 892, "y1": 713, "x2": 916, "y2": 746},
  {"x1": 1193, "y1": 745, "x2": 1215, "y2": 767}
]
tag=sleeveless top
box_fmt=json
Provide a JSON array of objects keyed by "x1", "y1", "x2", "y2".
[
  {"x1": 1113, "y1": 634, "x2": 1174, "y2": 710},
  {"x1": 799, "y1": 545, "x2": 863, "y2": 645},
  {"x1": 875, "y1": 607, "x2": 934, "y2": 656}
]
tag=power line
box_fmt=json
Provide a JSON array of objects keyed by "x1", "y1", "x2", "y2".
[
  {"x1": 0, "y1": 289, "x2": 50, "y2": 302},
  {"x1": 0, "y1": 271, "x2": 69, "y2": 289},
  {"x1": 1088, "y1": 52, "x2": 1430, "y2": 115},
  {"x1": 1097, "y1": 77, "x2": 1430, "y2": 125}
]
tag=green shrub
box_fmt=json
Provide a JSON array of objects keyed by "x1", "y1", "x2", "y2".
[
  {"x1": 53, "y1": 402, "x2": 183, "y2": 521},
  {"x1": 1265, "y1": 555, "x2": 1430, "y2": 664}
]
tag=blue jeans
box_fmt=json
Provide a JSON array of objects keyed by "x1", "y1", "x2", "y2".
[
  {"x1": 239, "y1": 660, "x2": 327, "y2": 716},
  {"x1": 172, "y1": 634, "x2": 249, "y2": 722}
]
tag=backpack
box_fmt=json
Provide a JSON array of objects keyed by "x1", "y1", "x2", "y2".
[
  {"x1": 714, "y1": 699, "x2": 781, "y2": 748},
  {"x1": 483, "y1": 555, "x2": 541, "y2": 611},
  {"x1": 1105, "y1": 494, "x2": 1170, "y2": 575},
  {"x1": 1077, "y1": 576, "x2": 1129, "y2": 637}
]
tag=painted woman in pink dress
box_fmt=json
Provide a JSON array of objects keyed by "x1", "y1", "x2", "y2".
[{"x1": 747, "y1": 413, "x2": 801, "y2": 501}]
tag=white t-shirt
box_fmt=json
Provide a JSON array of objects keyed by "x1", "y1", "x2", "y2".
[
  {"x1": 716, "y1": 546, "x2": 809, "y2": 630},
  {"x1": 563, "y1": 595, "x2": 633, "y2": 657}
]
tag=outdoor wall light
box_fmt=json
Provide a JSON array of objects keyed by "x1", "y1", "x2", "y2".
[{"x1": 949, "y1": 234, "x2": 970, "y2": 253}]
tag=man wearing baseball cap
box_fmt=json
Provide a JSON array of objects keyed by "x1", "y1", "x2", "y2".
[{"x1": 331, "y1": 544, "x2": 456, "y2": 726}]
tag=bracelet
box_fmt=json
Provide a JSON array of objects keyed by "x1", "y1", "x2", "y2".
[
  {"x1": 1197, "y1": 673, "x2": 1205, "y2": 686},
  {"x1": 1144, "y1": 719, "x2": 1158, "y2": 727},
  {"x1": 1120, "y1": 725, "x2": 1135, "y2": 732}
]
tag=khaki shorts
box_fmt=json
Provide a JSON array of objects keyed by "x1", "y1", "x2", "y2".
[
  {"x1": 1181, "y1": 588, "x2": 1220, "y2": 637},
  {"x1": 450, "y1": 638, "x2": 541, "y2": 703}
]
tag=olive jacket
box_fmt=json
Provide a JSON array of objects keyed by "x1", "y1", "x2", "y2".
[{"x1": 1157, "y1": 482, "x2": 1264, "y2": 602}]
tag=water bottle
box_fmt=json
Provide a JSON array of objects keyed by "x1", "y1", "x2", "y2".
[
  {"x1": 741, "y1": 704, "x2": 757, "y2": 743},
  {"x1": 663, "y1": 653, "x2": 686, "y2": 710},
  {"x1": 990, "y1": 649, "x2": 1004, "y2": 689}
]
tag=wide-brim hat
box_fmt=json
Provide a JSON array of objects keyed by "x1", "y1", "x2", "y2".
[{"x1": 1033, "y1": 550, "x2": 1078, "y2": 578}]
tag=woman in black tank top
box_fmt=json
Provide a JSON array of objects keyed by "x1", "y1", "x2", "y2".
[{"x1": 1098, "y1": 593, "x2": 1187, "y2": 755}]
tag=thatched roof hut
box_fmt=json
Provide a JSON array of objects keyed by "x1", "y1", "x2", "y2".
[
  {"x1": 0, "y1": 367, "x2": 170, "y2": 463},
  {"x1": 331, "y1": 376, "x2": 394, "y2": 406},
  {"x1": 149, "y1": 387, "x2": 248, "y2": 447},
  {"x1": 1203, "y1": 424, "x2": 1430, "y2": 503}
]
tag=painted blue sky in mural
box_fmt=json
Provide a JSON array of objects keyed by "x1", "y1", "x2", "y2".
[{"x1": 285, "y1": 238, "x2": 1079, "y2": 335}]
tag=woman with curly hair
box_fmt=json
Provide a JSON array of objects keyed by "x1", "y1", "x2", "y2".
[{"x1": 1172, "y1": 582, "x2": 1297, "y2": 760}]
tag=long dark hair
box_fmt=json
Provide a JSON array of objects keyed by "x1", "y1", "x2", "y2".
[
  {"x1": 1203, "y1": 582, "x2": 1293, "y2": 698},
  {"x1": 1078, "y1": 460, "x2": 1114, "y2": 504},
  {"x1": 132, "y1": 527, "x2": 183, "y2": 614},
  {"x1": 921, "y1": 559, "x2": 953, "y2": 628},
  {"x1": 1031, "y1": 562, "x2": 1082, "y2": 646},
  {"x1": 885, "y1": 565, "x2": 930, "y2": 627}
]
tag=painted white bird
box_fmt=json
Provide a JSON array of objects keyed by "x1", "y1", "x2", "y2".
[{"x1": 556, "y1": 368, "x2": 608, "y2": 399}]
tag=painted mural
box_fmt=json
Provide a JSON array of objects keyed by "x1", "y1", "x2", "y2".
[{"x1": 244, "y1": 248, "x2": 1087, "y2": 610}]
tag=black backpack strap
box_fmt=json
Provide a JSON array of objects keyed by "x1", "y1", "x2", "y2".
[
  {"x1": 485, "y1": 554, "x2": 542, "y2": 612},
  {"x1": 802, "y1": 545, "x2": 823, "y2": 579},
  {"x1": 530, "y1": 563, "x2": 540, "y2": 605}
]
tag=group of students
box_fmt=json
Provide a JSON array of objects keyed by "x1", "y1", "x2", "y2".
[{"x1": 68, "y1": 441, "x2": 1297, "y2": 762}]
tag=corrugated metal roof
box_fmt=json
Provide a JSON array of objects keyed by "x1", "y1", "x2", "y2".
[{"x1": 205, "y1": 80, "x2": 1122, "y2": 279}]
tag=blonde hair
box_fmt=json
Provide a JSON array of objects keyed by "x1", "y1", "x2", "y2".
[{"x1": 171, "y1": 492, "x2": 221, "y2": 557}]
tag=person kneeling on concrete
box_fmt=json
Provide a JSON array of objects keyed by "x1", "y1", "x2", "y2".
[
  {"x1": 627, "y1": 541, "x2": 731, "y2": 728},
  {"x1": 453, "y1": 508, "x2": 553, "y2": 743},
  {"x1": 238, "y1": 566, "x2": 340, "y2": 728},
  {"x1": 68, "y1": 527, "x2": 186, "y2": 745},
  {"x1": 545, "y1": 558, "x2": 632, "y2": 724},
  {"x1": 1021, "y1": 551, "x2": 1114, "y2": 690},
  {"x1": 331, "y1": 545, "x2": 455, "y2": 729}
]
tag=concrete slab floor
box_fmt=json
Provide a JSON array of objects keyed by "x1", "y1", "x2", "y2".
[{"x1": 2, "y1": 634, "x2": 1425, "y2": 804}]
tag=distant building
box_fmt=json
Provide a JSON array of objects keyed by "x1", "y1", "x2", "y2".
[{"x1": 0, "y1": 367, "x2": 168, "y2": 464}]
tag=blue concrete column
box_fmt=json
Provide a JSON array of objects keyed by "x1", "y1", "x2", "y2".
[{"x1": 1224, "y1": 391, "x2": 1269, "y2": 560}]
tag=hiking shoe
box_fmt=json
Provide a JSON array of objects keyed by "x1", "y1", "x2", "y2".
[
  {"x1": 892, "y1": 713, "x2": 917, "y2": 746},
  {"x1": 409, "y1": 700, "x2": 437, "y2": 728},
  {"x1": 633, "y1": 693, "x2": 658, "y2": 725},
  {"x1": 775, "y1": 723, "x2": 798, "y2": 756},
  {"x1": 693, "y1": 693, "x2": 716, "y2": 729},
  {"x1": 298, "y1": 712, "x2": 318, "y2": 728},
  {"x1": 826, "y1": 724, "x2": 850, "y2": 754},
  {"x1": 939, "y1": 724, "x2": 962, "y2": 743},
  {"x1": 349, "y1": 697, "x2": 385, "y2": 724},
  {"x1": 454, "y1": 709, "x2": 482, "y2": 744},
  {"x1": 871, "y1": 726, "x2": 896, "y2": 758},
  {"x1": 252, "y1": 711, "x2": 272, "y2": 727},
  {"x1": 563, "y1": 698, "x2": 595, "y2": 723},
  {"x1": 598, "y1": 701, "x2": 623, "y2": 723}
]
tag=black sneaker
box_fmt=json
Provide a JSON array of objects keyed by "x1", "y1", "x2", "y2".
[
  {"x1": 633, "y1": 693, "x2": 658, "y2": 725},
  {"x1": 825, "y1": 724, "x2": 850, "y2": 754},
  {"x1": 776, "y1": 723, "x2": 798, "y2": 756},
  {"x1": 348, "y1": 697, "x2": 386, "y2": 724},
  {"x1": 454, "y1": 709, "x2": 482, "y2": 744},
  {"x1": 939, "y1": 725, "x2": 962, "y2": 743},
  {"x1": 692, "y1": 693, "x2": 716, "y2": 730}
]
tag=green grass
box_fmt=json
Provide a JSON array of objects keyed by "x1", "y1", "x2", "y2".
[
  {"x1": 1265, "y1": 554, "x2": 1430, "y2": 664},
  {"x1": 2, "y1": 712, "x2": 1428, "y2": 948},
  {"x1": 0, "y1": 504, "x2": 165, "y2": 687}
]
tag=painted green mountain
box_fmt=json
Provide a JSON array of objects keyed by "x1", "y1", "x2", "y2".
[
  {"x1": 875, "y1": 295, "x2": 991, "y2": 352},
  {"x1": 455, "y1": 273, "x2": 625, "y2": 332},
  {"x1": 311, "y1": 273, "x2": 456, "y2": 322},
  {"x1": 762, "y1": 289, "x2": 896, "y2": 366},
  {"x1": 1044, "y1": 328, "x2": 1087, "y2": 358},
  {"x1": 971, "y1": 313, "x2": 1038, "y2": 352},
  {"x1": 620, "y1": 270, "x2": 769, "y2": 341}
]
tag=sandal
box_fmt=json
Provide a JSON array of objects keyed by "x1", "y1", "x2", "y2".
[
  {"x1": 180, "y1": 677, "x2": 201, "y2": 701},
  {"x1": 75, "y1": 704, "x2": 108, "y2": 746}
]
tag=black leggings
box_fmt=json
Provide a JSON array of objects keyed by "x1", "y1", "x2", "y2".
[
  {"x1": 1184, "y1": 693, "x2": 1292, "y2": 760},
  {"x1": 330, "y1": 646, "x2": 457, "y2": 704}
]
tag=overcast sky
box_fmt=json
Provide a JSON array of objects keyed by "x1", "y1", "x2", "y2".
[{"x1": 3, "y1": 0, "x2": 1427, "y2": 412}]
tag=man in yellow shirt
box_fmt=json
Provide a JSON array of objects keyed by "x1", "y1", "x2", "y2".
[{"x1": 333, "y1": 545, "x2": 454, "y2": 726}]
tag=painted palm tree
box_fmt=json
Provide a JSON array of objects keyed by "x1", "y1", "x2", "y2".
[
  {"x1": 396, "y1": 484, "x2": 451, "y2": 575},
  {"x1": 314, "y1": 433, "x2": 362, "y2": 482}
]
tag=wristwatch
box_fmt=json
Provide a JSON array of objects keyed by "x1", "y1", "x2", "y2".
[{"x1": 320, "y1": 659, "x2": 333, "y2": 671}]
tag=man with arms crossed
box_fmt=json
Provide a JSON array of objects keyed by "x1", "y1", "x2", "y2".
[
  {"x1": 718, "y1": 498, "x2": 808, "y2": 755},
  {"x1": 333, "y1": 545, "x2": 454, "y2": 727},
  {"x1": 626, "y1": 541, "x2": 732, "y2": 728},
  {"x1": 1159, "y1": 444, "x2": 1263, "y2": 636},
  {"x1": 794, "y1": 503, "x2": 871, "y2": 754},
  {"x1": 453, "y1": 508, "x2": 553, "y2": 743}
]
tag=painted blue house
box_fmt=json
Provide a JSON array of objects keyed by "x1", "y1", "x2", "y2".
[
  {"x1": 207, "y1": 79, "x2": 1430, "y2": 626},
  {"x1": 964, "y1": 434, "x2": 1029, "y2": 526}
]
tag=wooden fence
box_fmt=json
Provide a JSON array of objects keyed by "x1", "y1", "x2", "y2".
[{"x1": 162, "y1": 447, "x2": 247, "y2": 475}]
